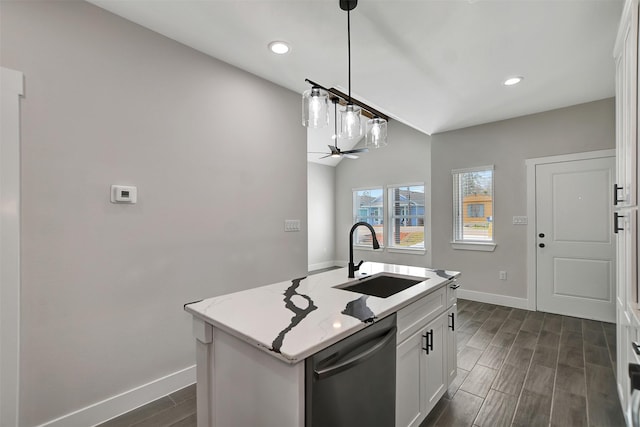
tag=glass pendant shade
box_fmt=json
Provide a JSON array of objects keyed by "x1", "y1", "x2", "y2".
[
  {"x1": 338, "y1": 103, "x2": 362, "y2": 140},
  {"x1": 365, "y1": 117, "x2": 388, "y2": 148},
  {"x1": 302, "y1": 86, "x2": 329, "y2": 128}
]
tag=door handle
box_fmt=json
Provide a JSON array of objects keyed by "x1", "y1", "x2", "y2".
[
  {"x1": 614, "y1": 184, "x2": 623, "y2": 206},
  {"x1": 449, "y1": 312, "x2": 455, "y2": 331},
  {"x1": 614, "y1": 212, "x2": 624, "y2": 234},
  {"x1": 539, "y1": 243, "x2": 545, "y2": 248},
  {"x1": 632, "y1": 342, "x2": 640, "y2": 355}
]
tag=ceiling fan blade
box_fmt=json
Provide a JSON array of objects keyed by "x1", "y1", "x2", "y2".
[
  {"x1": 343, "y1": 154, "x2": 359, "y2": 159},
  {"x1": 343, "y1": 147, "x2": 369, "y2": 154},
  {"x1": 319, "y1": 154, "x2": 333, "y2": 159}
]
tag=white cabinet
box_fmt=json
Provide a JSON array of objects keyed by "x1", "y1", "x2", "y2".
[
  {"x1": 396, "y1": 311, "x2": 448, "y2": 427},
  {"x1": 614, "y1": 0, "x2": 640, "y2": 423},
  {"x1": 396, "y1": 284, "x2": 456, "y2": 427},
  {"x1": 446, "y1": 304, "x2": 458, "y2": 386},
  {"x1": 614, "y1": 0, "x2": 638, "y2": 208}
]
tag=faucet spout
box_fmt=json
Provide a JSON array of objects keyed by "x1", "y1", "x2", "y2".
[{"x1": 348, "y1": 222, "x2": 380, "y2": 278}]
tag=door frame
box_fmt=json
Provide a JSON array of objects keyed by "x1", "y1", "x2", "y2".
[
  {"x1": 525, "y1": 149, "x2": 616, "y2": 312},
  {"x1": 1, "y1": 67, "x2": 23, "y2": 427}
]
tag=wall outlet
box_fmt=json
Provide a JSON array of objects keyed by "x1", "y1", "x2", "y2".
[{"x1": 499, "y1": 271, "x2": 507, "y2": 280}]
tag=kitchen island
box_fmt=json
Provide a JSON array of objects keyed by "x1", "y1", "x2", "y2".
[{"x1": 185, "y1": 262, "x2": 460, "y2": 427}]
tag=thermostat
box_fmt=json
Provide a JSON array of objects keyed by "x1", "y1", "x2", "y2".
[{"x1": 111, "y1": 185, "x2": 137, "y2": 204}]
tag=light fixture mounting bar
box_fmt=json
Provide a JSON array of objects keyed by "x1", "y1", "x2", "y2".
[{"x1": 304, "y1": 78, "x2": 389, "y2": 122}]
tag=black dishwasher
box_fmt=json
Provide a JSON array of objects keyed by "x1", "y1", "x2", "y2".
[{"x1": 305, "y1": 313, "x2": 396, "y2": 427}]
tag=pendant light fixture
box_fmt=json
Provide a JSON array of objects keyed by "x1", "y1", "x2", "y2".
[
  {"x1": 338, "y1": 0, "x2": 362, "y2": 140},
  {"x1": 366, "y1": 117, "x2": 388, "y2": 148},
  {"x1": 302, "y1": 0, "x2": 389, "y2": 148},
  {"x1": 302, "y1": 85, "x2": 329, "y2": 128}
]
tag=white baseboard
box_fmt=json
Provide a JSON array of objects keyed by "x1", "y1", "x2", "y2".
[
  {"x1": 458, "y1": 289, "x2": 530, "y2": 310},
  {"x1": 308, "y1": 261, "x2": 341, "y2": 272},
  {"x1": 36, "y1": 365, "x2": 196, "y2": 427}
]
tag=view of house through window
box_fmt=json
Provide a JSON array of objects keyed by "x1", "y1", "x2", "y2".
[
  {"x1": 453, "y1": 167, "x2": 494, "y2": 242},
  {"x1": 353, "y1": 188, "x2": 384, "y2": 246},
  {"x1": 388, "y1": 185, "x2": 425, "y2": 249}
]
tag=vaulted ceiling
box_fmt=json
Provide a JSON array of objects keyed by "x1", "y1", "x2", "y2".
[{"x1": 89, "y1": 0, "x2": 624, "y2": 166}]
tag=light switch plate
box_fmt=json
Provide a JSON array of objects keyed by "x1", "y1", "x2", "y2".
[
  {"x1": 512, "y1": 216, "x2": 528, "y2": 225},
  {"x1": 284, "y1": 219, "x2": 301, "y2": 232}
]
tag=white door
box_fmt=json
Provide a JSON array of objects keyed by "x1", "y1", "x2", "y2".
[{"x1": 536, "y1": 156, "x2": 616, "y2": 322}]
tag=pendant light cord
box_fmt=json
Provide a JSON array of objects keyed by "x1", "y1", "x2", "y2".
[
  {"x1": 347, "y1": 7, "x2": 352, "y2": 104},
  {"x1": 334, "y1": 99, "x2": 338, "y2": 148}
]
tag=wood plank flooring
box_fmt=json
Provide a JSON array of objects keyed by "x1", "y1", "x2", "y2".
[
  {"x1": 97, "y1": 299, "x2": 624, "y2": 427},
  {"x1": 421, "y1": 299, "x2": 625, "y2": 427}
]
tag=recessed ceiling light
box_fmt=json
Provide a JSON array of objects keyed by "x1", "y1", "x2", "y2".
[
  {"x1": 504, "y1": 76, "x2": 524, "y2": 86},
  {"x1": 268, "y1": 41, "x2": 290, "y2": 55}
]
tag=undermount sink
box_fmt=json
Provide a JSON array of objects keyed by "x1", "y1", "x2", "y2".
[{"x1": 335, "y1": 273, "x2": 426, "y2": 298}]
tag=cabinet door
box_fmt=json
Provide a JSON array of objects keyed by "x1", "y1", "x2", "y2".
[
  {"x1": 617, "y1": 306, "x2": 631, "y2": 413},
  {"x1": 446, "y1": 304, "x2": 458, "y2": 386},
  {"x1": 614, "y1": 0, "x2": 638, "y2": 208},
  {"x1": 396, "y1": 329, "x2": 427, "y2": 427},
  {"x1": 424, "y1": 312, "x2": 448, "y2": 415}
]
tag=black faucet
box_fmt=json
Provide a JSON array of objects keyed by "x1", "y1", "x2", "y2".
[{"x1": 348, "y1": 222, "x2": 380, "y2": 278}]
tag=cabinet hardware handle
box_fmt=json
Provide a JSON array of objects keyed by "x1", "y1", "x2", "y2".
[
  {"x1": 422, "y1": 330, "x2": 434, "y2": 354},
  {"x1": 449, "y1": 282, "x2": 460, "y2": 290},
  {"x1": 614, "y1": 184, "x2": 623, "y2": 206},
  {"x1": 449, "y1": 313, "x2": 455, "y2": 331},
  {"x1": 633, "y1": 342, "x2": 640, "y2": 356},
  {"x1": 539, "y1": 233, "x2": 545, "y2": 238},
  {"x1": 614, "y1": 212, "x2": 625, "y2": 234},
  {"x1": 539, "y1": 243, "x2": 545, "y2": 248}
]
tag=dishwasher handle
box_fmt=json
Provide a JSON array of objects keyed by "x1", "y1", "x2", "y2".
[{"x1": 314, "y1": 326, "x2": 397, "y2": 380}]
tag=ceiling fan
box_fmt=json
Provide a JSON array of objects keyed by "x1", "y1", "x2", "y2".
[{"x1": 308, "y1": 97, "x2": 369, "y2": 160}]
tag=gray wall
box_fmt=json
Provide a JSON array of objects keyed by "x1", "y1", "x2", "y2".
[
  {"x1": 308, "y1": 162, "x2": 336, "y2": 270},
  {"x1": 335, "y1": 120, "x2": 432, "y2": 267},
  {"x1": 431, "y1": 98, "x2": 615, "y2": 300},
  {"x1": 0, "y1": 2, "x2": 307, "y2": 426}
]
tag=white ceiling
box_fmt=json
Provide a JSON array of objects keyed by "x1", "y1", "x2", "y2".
[{"x1": 88, "y1": 0, "x2": 624, "y2": 166}]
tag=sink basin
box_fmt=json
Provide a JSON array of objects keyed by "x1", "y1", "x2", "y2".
[{"x1": 335, "y1": 273, "x2": 426, "y2": 298}]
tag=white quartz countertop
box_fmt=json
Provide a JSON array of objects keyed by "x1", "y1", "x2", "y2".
[{"x1": 184, "y1": 262, "x2": 460, "y2": 364}]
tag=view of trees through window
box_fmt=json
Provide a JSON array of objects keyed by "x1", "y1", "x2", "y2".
[{"x1": 454, "y1": 168, "x2": 493, "y2": 241}]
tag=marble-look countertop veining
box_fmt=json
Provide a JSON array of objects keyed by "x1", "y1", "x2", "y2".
[{"x1": 184, "y1": 262, "x2": 460, "y2": 364}]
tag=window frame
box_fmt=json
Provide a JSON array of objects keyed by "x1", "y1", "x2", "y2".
[
  {"x1": 352, "y1": 186, "x2": 385, "y2": 249},
  {"x1": 386, "y1": 182, "x2": 426, "y2": 253},
  {"x1": 451, "y1": 166, "x2": 496, "y2": 251}
]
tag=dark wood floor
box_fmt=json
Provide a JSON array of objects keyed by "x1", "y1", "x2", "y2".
[
  {"x1": 421, "y1": 299, "x2": 625, "y2": 427},
  {"x1": 98, "y1": 299, "x2": 624, "y2": 427}
]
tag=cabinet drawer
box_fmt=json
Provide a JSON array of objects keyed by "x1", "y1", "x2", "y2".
[
  {"x1": 446, "y1": 280, "x2": 459, "y2": 307},
  {"x1": 397, "y1": 286, "x2": 446, "y2": 343}
]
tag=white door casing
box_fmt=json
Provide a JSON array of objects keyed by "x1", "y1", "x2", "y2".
[
  {"x1": 0, "y1": 67, "x2": 23, "y2": 427},
  {"x1": 534, "y1": 154, "x2": 616, "y2": 322}
]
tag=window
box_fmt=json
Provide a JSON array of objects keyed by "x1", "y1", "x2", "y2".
[
  {"x1": 388, "y1": 184, "x2": 425, "y2": 250},
  {"x1": 452, "y1": 166, "x2": 494, "y2": 247},
  {"x1": 467, "y1": 204, "x2": 485, "y2": 218},
  {"x1": 353, "y1": 188, "x2": 384, "y2": 246}
]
